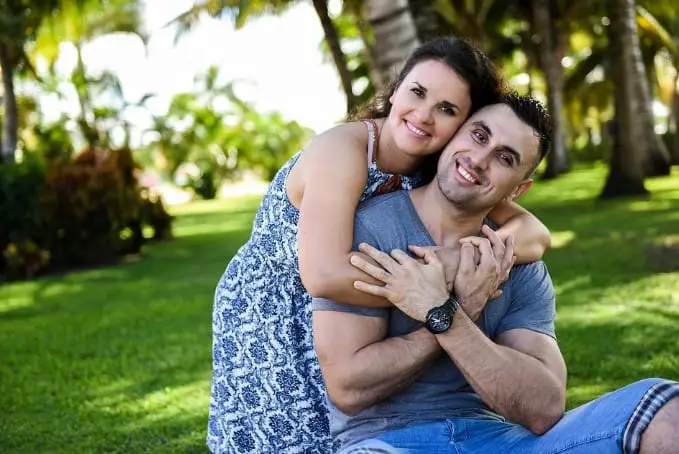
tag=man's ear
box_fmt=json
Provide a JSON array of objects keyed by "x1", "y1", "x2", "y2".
[{"x1": 510, "y1": 179, "x2": 533, "y2": 201}]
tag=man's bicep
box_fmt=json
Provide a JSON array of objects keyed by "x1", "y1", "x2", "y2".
[
  {"x1": 497, "y1": 328, "x2": 567, "y2": 388},
  {"x1": 312, "y1": 302, "x2": 388, "y2": 376}
]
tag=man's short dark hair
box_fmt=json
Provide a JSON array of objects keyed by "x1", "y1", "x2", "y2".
[{"x1": 501, "y1": 92, "x2": 553, "y2": 177}]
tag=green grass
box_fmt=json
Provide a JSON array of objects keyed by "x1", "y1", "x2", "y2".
[{"x1": 1, "y1": 166, "x2": 678, "y2": 452}]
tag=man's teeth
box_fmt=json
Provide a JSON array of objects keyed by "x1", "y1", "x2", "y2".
[
  {"x1": 406, "y1": 122, "x2": 427, "y2": 136},
  {"x1": 457, "y1": 165, "x2": 478, "y2": 184}
]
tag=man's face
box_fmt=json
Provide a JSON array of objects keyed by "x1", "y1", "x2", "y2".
[{"x1": 435, "y1": 104, "x2": 540, "y2": 212}]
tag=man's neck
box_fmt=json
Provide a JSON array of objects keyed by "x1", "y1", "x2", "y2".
[{"x1": 408, "y1": 185, "x2": 489, "y2": 247}]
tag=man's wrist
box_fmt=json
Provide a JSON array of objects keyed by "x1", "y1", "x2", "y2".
[{"x1": 424, "y1": 294, "x2": 459, "y2": 334}]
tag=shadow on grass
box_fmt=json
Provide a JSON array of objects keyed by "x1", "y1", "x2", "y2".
[
  {"x1": 519, "y1": 168, "x2": 679, "y2": 409},
  {"x1": 0, "y1": 219, "x2": 255, "y2": 452}
]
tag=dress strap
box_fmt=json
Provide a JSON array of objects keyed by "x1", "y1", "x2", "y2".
[{"x1": 362, "y1": 119, "x2": 380, "y2": 164}]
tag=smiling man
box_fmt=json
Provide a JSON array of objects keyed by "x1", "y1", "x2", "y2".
[{"x1": 312, "y1": 93, "x2": 679, "y2": 454}]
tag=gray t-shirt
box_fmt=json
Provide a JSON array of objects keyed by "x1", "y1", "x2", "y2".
[{"x1": 311, "y1": 190, "x2": 557, "y2": 449}]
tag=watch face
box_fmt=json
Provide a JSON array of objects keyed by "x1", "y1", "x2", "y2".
[{"x1": 426, "y1": 307, "x2": 453, "y2": 334}]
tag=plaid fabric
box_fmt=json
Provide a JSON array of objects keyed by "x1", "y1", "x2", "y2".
[{"x1": 623, "y1": 379, "x2": 679, "y2": 454}]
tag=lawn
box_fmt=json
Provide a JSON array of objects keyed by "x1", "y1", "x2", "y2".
[{"x1": 1, "y1": 165, "x2": 678, "y2": 453}]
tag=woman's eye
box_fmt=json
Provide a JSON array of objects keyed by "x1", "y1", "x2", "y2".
[
  {"x1": 439, "y1": 105, "x2": 456, "y2": 116},
  {"x1": 411, "y1": 88, "x2": 424, "y2": 97}
]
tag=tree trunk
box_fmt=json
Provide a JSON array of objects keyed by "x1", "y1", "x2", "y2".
[
  {"x1": 407, "y1": 0, "x2": 446, "y2": 43},
  {"x1": 0, "y1": 43, "x2": 18, "y2": 165},
  {"x1": 673, "y1": 86, "x2": 679, "y2": 164},
  {"x1": 638, "y1": 47, "x2": 671, "y2": 176},
  {"x1": 352, "y1": 11, "x2": 383, "y2": 93},
  {"x1": 73, "y1": 43, "x2": 100, "y2": 148},
  {"x1": 311, "y1": 0, "x2": 359, "y2": 114},
  {"x1": 600, "y1": 0, "x2": 649, "y2": 198},
  {"x1": 532, "y1": 0, "x2": 570, "y2": 179},
  {"x1": 365, "y1": 0, "x2": 420, "y2": 88}
]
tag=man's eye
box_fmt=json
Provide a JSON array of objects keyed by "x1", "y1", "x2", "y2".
[
  {"x1": 472, "y1": 130, "x2": 487, "y2": 144},
  {"x1": 498, "y1": 153, "x2": 513, "y2": 166}
]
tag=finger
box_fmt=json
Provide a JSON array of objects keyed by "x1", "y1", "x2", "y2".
[
  {"x1": 390, "y1": 248, "x2": 415, "y2": 266},
  {"x1": 490, "y1": 289, "x2": 503, "y2": 299},
  {"x1": 458, "y1": 242, "x2": 476, "y2": 274},
  {"x1": 482, "y1": 225, "x2": 505, "y2": 261},
  {"x1": 408, "y1": 244, "x2": 442, "y2": 253},
  {"x1": 350, "y1": 254, "x2": 392, "y2": 283},
  {"x1": 353, "y1": 281, "x2": 396, "y2": 300},
  {"x1": 500, "y1": 235, "x2": 515, "y2": 274},
  {"x1": 358, "y1": 243, "x2": 397, "y2": 273},
  {"x1": 408, "y1": 245, "x2": 442, "y2": 266},
  {"x1": 476, "y1": 238, "x2": 497, "y2": 272},
  {"x1": 458, "y1": 236, "x2": 485, "y2": 246}
]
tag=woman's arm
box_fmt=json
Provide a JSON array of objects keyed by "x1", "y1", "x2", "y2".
[
  {"x1": 487, "y1": 200, "x2": 551, "y2": 263},
  {"x1": 296, "y1": 124, "x2": 391, "y2": 308}
]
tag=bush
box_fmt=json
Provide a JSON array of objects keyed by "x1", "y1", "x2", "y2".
[
  {"x1": 0, "y1": 157, "x2": 47, "y2": 279},
  {"x1": 141, "y1": 188, "x2": 174, "y2": 240},
  {"x1": 0, "y1": 147, "x2": 174, "y2": 281},
  {"x1": 3, "y1": 240, "x2": 50, "y2": 280},
  {"x1": 186, "y1": 168, "x2": 218, "y2": 200}
]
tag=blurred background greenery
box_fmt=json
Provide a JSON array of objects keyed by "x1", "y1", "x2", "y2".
[{"x1": 1, "y1": 0, "x2": 678, "y2": 452}]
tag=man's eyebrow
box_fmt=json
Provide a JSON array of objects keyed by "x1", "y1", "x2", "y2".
[
  {"x1": 470, "y1": 120, "x2": 522, "y2": 165},
  {"x1": 500, "y1": 146, "x2": 522, "y2": 165}
]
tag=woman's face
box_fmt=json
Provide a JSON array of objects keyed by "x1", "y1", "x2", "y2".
[{"x1": 386, "y1": 59, "x2": 472, "y2": 158}]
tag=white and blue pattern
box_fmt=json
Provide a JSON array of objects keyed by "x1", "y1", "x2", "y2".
[{"x1": 208, "y1": 150, "x2": 422, "y2": 453}]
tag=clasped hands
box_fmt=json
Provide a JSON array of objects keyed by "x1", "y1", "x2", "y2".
[{"x1": 349, "y1": 225, "x2": 515, "y2": 323}]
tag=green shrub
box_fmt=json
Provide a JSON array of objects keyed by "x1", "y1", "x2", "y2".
[
  {"x1": 0, "y1": 147, "x2": 174, "y2": 281},
  {"x1": 0, "y1": 157, "x2": 47, "y2": 279}
]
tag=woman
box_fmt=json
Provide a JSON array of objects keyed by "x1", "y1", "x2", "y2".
[{"x1": 208, "y1": 37, "x2": 551, "y2": 453}]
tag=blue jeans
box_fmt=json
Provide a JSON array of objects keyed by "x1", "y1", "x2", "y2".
[{"x1": 340, "y1": 379, "x2": 679, "y2": 454}]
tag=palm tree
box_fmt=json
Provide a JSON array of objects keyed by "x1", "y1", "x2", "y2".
[
  {"x1": 531, "y1": 0, "x2": 571, "y2": 178},
  {"x1": 96, "y1": 70, "x2": 155, "y2": 148},
  {"x1": 600, "y1": 0, "x2": 650, "y2": 198},
  {"x1": 364, "y1": 0, "x2": 419, "y2": 88},
  {"x1": 33, "y1": 0, "x2": 146, "y2": 148},
  {"x1": 0, "y1": 0, "x2": 60, "y2": 164},
  {"x1": 168, "y1": 0, "x2": 360, "y2": 113}
]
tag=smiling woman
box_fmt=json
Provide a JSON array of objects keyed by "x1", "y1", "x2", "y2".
[{"x1": 207, "y1": 37, "x2": 554, "y2": 453}]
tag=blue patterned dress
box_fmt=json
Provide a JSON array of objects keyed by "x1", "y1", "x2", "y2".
[{"x1": 208, "y1": 121, "x2": 422, "y2": 453}]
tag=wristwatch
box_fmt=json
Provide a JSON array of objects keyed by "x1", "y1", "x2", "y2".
[{"x1": 425, "y1": 295, "x2": 460, "y2": 334}]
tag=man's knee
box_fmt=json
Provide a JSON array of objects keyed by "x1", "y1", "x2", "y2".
[{"x1": 640, "y1": 396, "x2": 679, "y2": 453}]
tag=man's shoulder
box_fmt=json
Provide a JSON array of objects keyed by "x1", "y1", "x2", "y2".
[
  {"x1": 356, "y1": 190, "x2": 411, "y2": 219},
  {"x1": 353, "y1": 190, "x2": 429, "y2": 251},
  {"x1": 506, "y1": 260, "x2": 555, "y2": 299}
]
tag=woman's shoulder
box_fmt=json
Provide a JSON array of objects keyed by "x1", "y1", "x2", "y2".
[{"x1": 299, "y1": 121, "x2": 372, "y2": 166}]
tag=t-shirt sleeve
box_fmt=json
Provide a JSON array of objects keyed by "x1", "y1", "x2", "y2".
[
  {"x1": 310, "y1": 215, "x2": 390, "y2": 318},
  {"x1": 495, "y1": 261, "x2": 557, "y2": 339}
]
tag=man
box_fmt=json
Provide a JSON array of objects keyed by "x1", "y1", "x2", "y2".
[{"x1": 312, "y1": 93, "x2": 679, "y2": 453}]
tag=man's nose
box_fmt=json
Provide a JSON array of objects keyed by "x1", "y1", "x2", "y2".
[{"x1": 469, "y1": 148, "x2": 493, "y2": 170}]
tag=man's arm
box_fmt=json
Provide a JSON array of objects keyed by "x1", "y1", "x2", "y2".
[
  {"x1": 349, "y1": 235, "x2": 567, "y2": 434},
  {"x1": 313, "y1": 305, "x2": 440, "y2": 416},
  {"x1": 436, "y1": 311, "x2": 567, "y2": 435}
]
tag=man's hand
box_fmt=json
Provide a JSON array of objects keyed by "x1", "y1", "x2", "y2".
[
  {"x1": 349, "y1": 243, "x2": 449, "y2": 322},
  {"x1": 455, "y1": 225, "x2": 515, "y2": 321},
  {"x1": 410, "y1": 245, "x2": 461, "y2": 292}
]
